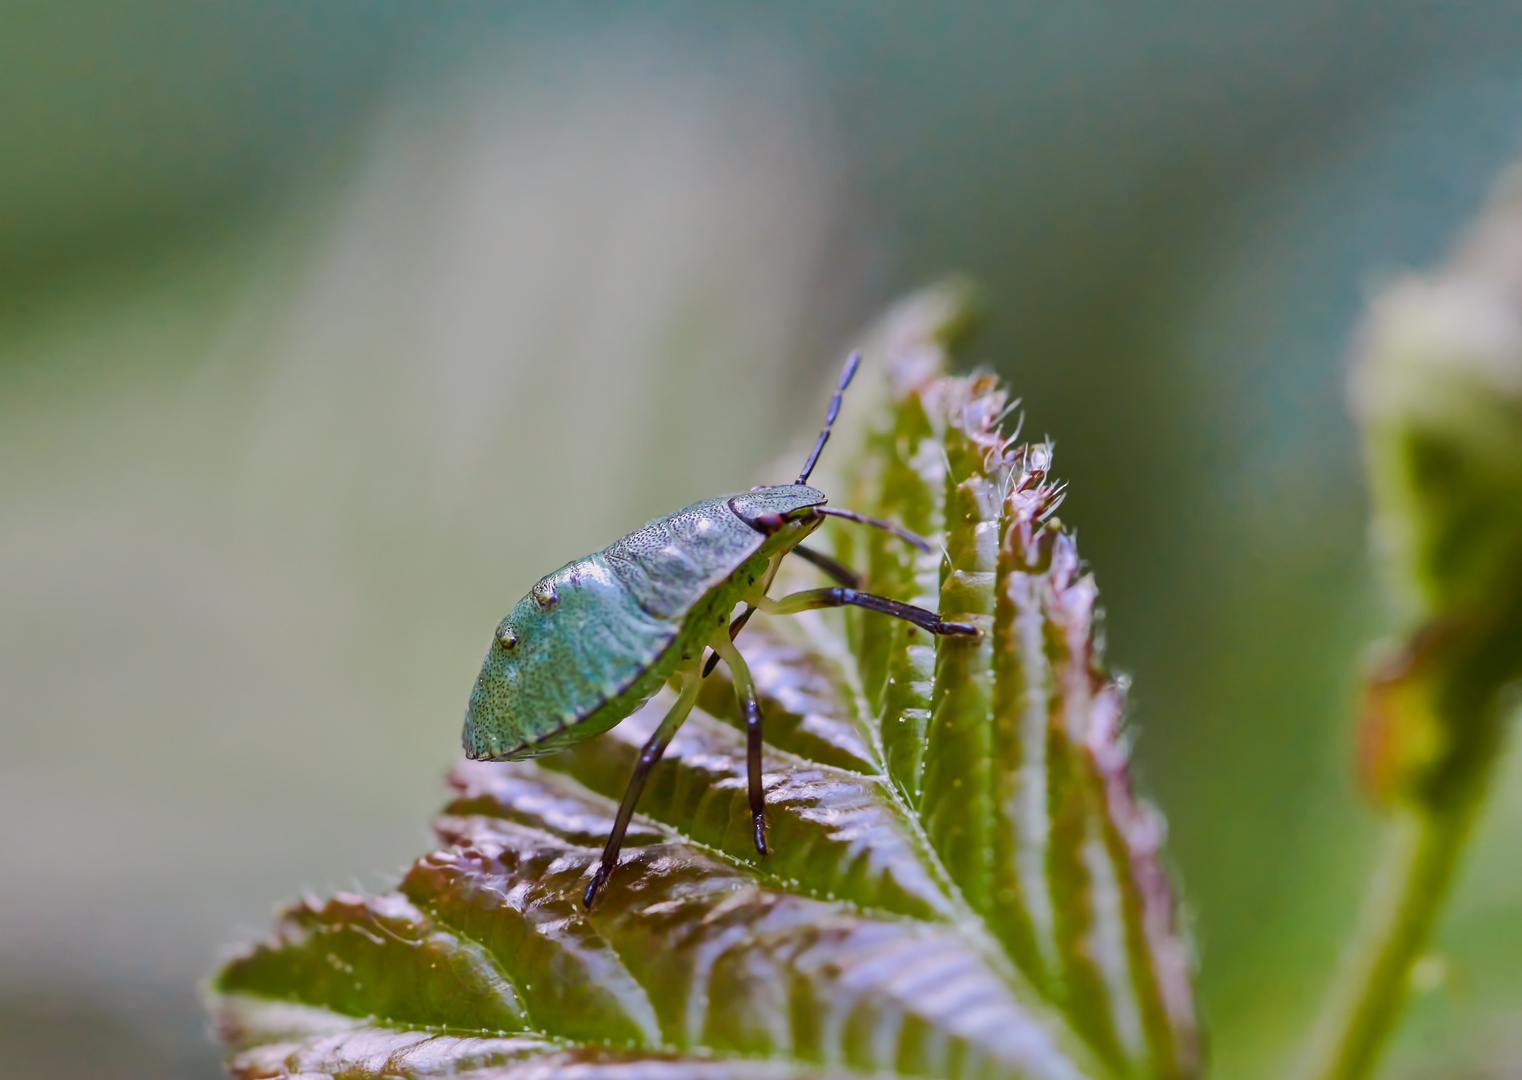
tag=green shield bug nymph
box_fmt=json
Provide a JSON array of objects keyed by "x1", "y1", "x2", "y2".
[{"x1": 461, "y1": 352, "x2": 979, "y2": 908}]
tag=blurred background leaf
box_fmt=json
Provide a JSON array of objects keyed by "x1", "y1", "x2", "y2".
[{"x1": 5, "y1": 4, "x2": 1522, "y2": 1079}]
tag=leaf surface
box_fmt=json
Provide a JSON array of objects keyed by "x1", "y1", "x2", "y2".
[{"x1": 210, "y1": 285, "x2": 1202, "y2": 1080}]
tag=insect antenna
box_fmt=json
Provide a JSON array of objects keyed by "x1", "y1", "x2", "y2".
[
  {"x1": 816, "y1": 506, "x2": 934, "y2": 552},
  {"x1": 795, "y1": 351, "x2": 861, "y2": 485}
]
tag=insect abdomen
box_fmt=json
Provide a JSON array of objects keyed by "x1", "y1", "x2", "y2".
[
  {"x1": 462, "y1": 553, "x2": 677, "y2": 760},
  {"x1": 462, "y1": 495, "x2": 776, "y2": 762}
]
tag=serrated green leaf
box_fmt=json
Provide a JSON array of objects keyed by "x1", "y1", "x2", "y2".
[{"x1": 209, "y1": 285, "x2": 1202, "y2": 1080}]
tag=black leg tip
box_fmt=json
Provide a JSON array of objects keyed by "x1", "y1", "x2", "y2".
[
  {"x1": 583, "y1": 871, "x2": 608, "y2": 911},
  {"x1": 939, "y1": 621, "x2": 982, "y2": 638},
  {"x1": 753, "y1": 814, "x2": 769, "y2": 856}
]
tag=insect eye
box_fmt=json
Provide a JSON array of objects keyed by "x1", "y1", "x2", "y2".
[
  {"x1": 498, "y1": 627, "x2": 519, "y2": 650},
  {"x1": 531, "y1": 580, "x2": 558, "y2": 607}
]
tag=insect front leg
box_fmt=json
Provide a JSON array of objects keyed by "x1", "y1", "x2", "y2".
[
  {"x1": 759, "y1": 587, "x2": 981, "y2": 638},
  {"x1": 583, "y1": 659, "x2": 703, "y2": 911},
  {"x1": 710, "y1": 632, "x2": 768, "y2": 856}
]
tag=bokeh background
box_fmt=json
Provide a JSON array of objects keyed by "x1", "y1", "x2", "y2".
[{"x1": 4, "y1": 4, "x2": 1522, "y2": 1079}]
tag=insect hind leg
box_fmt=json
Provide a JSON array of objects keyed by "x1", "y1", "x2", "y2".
[
  {"x1": 583, "y1": 660, "x2": 703, "y2": 910},
  {"x1": 710, "y1": 633, "x2": 768, "y2": 856}
]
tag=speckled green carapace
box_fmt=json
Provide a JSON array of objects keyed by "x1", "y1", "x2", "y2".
[
  {"x1": 463, "y1": 487, "x2": 823, "y2": 762},
  {"x1": 458, "y1": 354, "x2": 979, "y2": 908}
]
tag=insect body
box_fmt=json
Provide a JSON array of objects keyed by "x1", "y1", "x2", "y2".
[{"x1": 462, "y1": 353, "x2": 977, "y2": 908}]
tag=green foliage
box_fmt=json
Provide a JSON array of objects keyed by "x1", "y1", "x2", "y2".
[
  {"x1": 208, "y1": 286, "x2": 1202, "y2": 1080},
  {"x1": 1348, "y1": 169, "x2": 1522, "y2": 813},
  {"x1": 1298, "y1": 168, "x2": 1522, "y2": 1080}
]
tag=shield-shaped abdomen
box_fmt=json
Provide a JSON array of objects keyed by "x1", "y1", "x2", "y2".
[{"x1": 462, "y1": 552, "x2": 678, "y2": 759}]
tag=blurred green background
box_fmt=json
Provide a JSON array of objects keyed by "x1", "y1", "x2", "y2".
[{"x1": 4, "y1": 4, "x2": 1522, "y2": 1078}]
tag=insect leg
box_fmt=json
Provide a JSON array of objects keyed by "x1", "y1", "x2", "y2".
[
  {"x1": 703, "y1": 536, "x2": 862, "y2": 679},
  {"x1": 710, "y1": 633, "x2": 768, "y2": 856},
  {"x1": 789, "y1": 542, "x2": 862, "y2": 589},
  {"x1": 583, "y1": 661, "x2": 702, "y2": 911},
  {"x1": 760, "y1": 587, "x2": 981, "y2": 638},
  {"x1": 702, "y1": 604, "x2": 755, "y2": 678}
]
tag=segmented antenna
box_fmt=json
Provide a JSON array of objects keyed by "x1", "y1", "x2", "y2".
[
  {"x1": 816, "y1": 506, "x2": 933, "y2": 552},
  {"x1": 796, "y1": 351, "x2": 861, "y2": 485}
]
